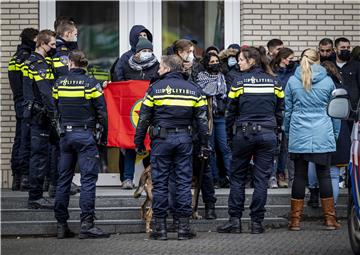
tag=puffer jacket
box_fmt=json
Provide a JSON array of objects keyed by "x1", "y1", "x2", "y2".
[
  {"x1": 284, "y1": 64, "x2": 340, "y2": 153},
  {"x1": 218, "y1": 48, "x2": 239, "y2": 75}
]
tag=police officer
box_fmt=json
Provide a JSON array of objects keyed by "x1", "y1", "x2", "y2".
[
  {"x1": 217, "y1": 46, "x2": 284, "y2": 234},
  {"x1": 134, "y1": 55, "x2": 209, "y2": 240},
  {"x1": 53, "y1": 50, "x2": 109, "y2": 239},
  {"x1": 8, "y1": 28, "x2": 39, "y2": 191},
  {"x1": 23, "y1": 30, "x2": 57, "y2": 209}
]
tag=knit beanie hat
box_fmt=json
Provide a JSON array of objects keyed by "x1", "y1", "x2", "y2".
[{"x1": 136, "y1": 37, "x2": 153, "y2": 53}]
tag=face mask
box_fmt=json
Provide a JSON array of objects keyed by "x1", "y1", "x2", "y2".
[
  {"x1": 185, "y1": 53, "x2": 194, "y2": 62},
  {"x1": 140, "y1": 52, "x2": 152, "y2": 62},
  {"x1": 320, "y1": 52, "x2": 336, "y2": 62},
  {"x1": 47, "y1": 47, "x2": 57, "y2": 57},
  {"x1": 70, "y1": 34, "x2": 77, "y2": 42},
  {"x1": 338, "y1": 49, "x2": 351, "y2": 62},
  {"x1": 286, "y1": 61, "x2": 295, "y2": 69},
  {"x1": 227, "y1": 57, "x2": 237, "y2": 67},
  {"x1": 22, "y1": 39, "x2": 36, "y2": 51},
  {"x1": 208, "y1": 63, "x2": 221, "y2": 73}
]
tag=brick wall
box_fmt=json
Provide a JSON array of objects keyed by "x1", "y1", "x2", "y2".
[
  {"x1": 1, "y1": 0, "x2": 39, "y2": 188},
  {"x1": 241, "y1": 0, "x2": 360, "y2": 57}
]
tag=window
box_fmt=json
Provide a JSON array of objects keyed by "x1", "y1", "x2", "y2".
[{"x1": 162, "y1": 1, "x2": 224, "y2": 55}]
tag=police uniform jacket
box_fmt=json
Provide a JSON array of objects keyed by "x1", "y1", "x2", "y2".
[
  {"x1": 52, "y1": 68, "x2": 108, "y2": 136},
  {"x1": 226, "y1": 66, "x2": 285, "y2": 137},
  {"x1": 22, "y1": 52, "x2": 56, "y2": 118},
  {"x1": 52, "y1": 37, "x2": 78, "y2": 78},
  {"x1": 8, "y1": 43, "x2": 33, "y2": 102},
  {"x1": 134, "y1": 71, "x2": 208, "y2": 146}
]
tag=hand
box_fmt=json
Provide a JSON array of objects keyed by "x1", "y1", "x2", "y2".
[
  {"x1": 198, "y1": 145, "x2": 210, "y2": 159},
  {"x1": 135, "y1": 144, "x2": 147, "y2": 156},
  {"x1": 102, "y1": 81, "x2": 110, "y2": 88}
]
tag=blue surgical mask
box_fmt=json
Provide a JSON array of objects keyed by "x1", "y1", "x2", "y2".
[
  {"x1": 228, "y1": 57, "x2": 237, "y2": 67},
  {"x1": 140, "y1": 52, "x2": 152, "y2": 62}
]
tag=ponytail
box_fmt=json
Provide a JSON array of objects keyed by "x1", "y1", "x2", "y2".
[
  {"x1": 300, "y1": 48, "x2": 319, "y2": 91},
  {"x1": 69, "y1": 50, "x2": 88, "y2": 68}
]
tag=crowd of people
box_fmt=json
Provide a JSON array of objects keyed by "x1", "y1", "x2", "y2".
[{"x1": 7, "y1": 16, "x2": 360, "y2": 240}]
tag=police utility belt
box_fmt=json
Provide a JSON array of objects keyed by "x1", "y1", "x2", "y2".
[
  {"x1": 234, "y1": 122, "x2": 276, "y2": 136},
  {"x1": 149, "y1": 126, "x2": 192, "y2": 139}
]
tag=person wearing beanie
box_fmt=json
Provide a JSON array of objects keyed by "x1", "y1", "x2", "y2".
[{"x1": 119, "y1": 36, "x2": 159, "y2": 190}]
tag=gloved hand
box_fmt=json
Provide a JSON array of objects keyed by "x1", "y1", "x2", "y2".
[
  {"x1": 135, "y1": 144, "x2": 147, "y2": 156},
  {"x1": 198, "y1": 145, "x2": 211, "y2": 160}
]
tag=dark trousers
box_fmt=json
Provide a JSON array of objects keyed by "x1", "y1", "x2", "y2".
[
  {"x1": 11, "y1": 100, "x2": 24, "y2": 176},
  {"x1": 228, "y1": 131, "x2": 276, "y2": 222},
  {"x1": 28, "y1": 121, "x2": 51, "y2": 200},
  {"x1": 151, "y1": 133, "x2": 193, "y2": 218},
  {"x1": 292, "y1": 158, "x2": 333, "y2": 199},
  {"x1": 54, "y1": 129, "x2": 100, "y2": 223}
]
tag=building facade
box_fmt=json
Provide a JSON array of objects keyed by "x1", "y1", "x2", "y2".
[{"x1": 1, "y1": 0, "x2": 359, "y2": 188}]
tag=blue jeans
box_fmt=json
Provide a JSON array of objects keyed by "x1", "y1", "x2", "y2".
[
  {"x1": 210, "y1": 117, "x2": 232, "y2": 181},
  {"x1": 123, "y1": 149, "x2": 136, "y2": 181},
  {"x1": 308, "y1": 162, "x2": 340, "y2": 204}
]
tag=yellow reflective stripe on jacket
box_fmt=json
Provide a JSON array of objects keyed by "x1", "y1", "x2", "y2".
[
  {"x1": 21, "y1": 65, "x2": 29, "y2": 77},
  {"x1": 228, "y1": 87, "x2": 244, "y2": 98},
  {"x1": 58, "y1": 90, "x2": 85, "y2": 98},
  {"x1": 153, "y1": 98, "x2": 206, "y2": 107},
  {"x1": 32, "y1": 72, "x2": 55, "y2": 81},
  {"x1": 85, "y1": 88, "x2": 102, "y2": 99},
  {"x1": 274, "y1": 87, "x2": 285, "y2": 98},
  {"x1": 52, "y1": 87, "x2": 59, "y2": 99},
  {"x1": 52, "y1": 58, "x2": 65, "y2": 68}
]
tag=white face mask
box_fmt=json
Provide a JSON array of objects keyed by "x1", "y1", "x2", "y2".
[
  {"x1": 185, "y1": 53, "x2": 194, "y2": 62},
  {"x1": 228, "y1": 57, "x2": 237, "y2": 67},
  {"x1": 140, "y1": 51, "x2": 152, "y2": 62},
  {"x1": 70, "y1": 35, "x2": 78, "y2": 42}
]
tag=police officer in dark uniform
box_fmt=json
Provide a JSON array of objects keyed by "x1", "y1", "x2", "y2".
[
  {"x1": 134, "y1": 55, "x2": 209, "y2": 240},
  {"x1": 53, "y1": 50, "x2": 109, "y2": 239},
  {"x1": 8, "y1": 28, "x2": 39, "y2": 191},
  {"x1": 217, "y1": 46, "x2": 284, "y2": 234},
  {"x1": 23, "y1": 30, "x2": 57, "y2": 209}
]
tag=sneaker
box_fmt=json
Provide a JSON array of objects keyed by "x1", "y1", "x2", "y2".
[
  {"x1": 277, "y1": 174, "x2": 288, "y2": 188},
  {"x1": 28, "y1": 197, "x2": 54, "y2": 209},
  {"x1": 269, "y1": 177, "x2": 278, "y2": 189},
  {"x1": 122, "y1": 179, "x2": 134, "y2": 190}
]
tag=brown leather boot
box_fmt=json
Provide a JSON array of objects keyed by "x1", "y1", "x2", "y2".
[
  {"x1": 288, "y1": 199, "x2": 304, "y2": 231},
  {"x1": 321, "y1": 197, "x2": 341, "y2": 230}
]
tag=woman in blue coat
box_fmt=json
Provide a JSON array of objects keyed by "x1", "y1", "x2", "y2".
[{"x1": 285, "y1": 48, "x2": 341, "y2": 231}]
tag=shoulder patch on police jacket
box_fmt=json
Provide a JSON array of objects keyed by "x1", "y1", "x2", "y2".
[
  {"x1": 38, "y1": 69, "x2": 47, "y2": 78},
  {"x1": 95, "y1": 83, "x2": 103, "y2": 93},
  {"x1": 60, "y1": 55, "x2": 69, "y2": 65},
  {"x1": 61, "y1": 47, "x2": 68, "y2": 51}
]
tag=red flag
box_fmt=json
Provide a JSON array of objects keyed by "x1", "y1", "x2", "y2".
[{"x1": 104, "y1": 80, "x2": 150, "y2": 149}]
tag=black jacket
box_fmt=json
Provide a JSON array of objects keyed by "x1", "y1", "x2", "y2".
[
  {"x1": 134, "y1": 71, "x2": 208, "y2": 146},
  {"x1": 122, "y1": 60, "x2": 159, "y2": 81},
  {"x1": 52, "y1": 36, "x2": 78, "y2": 79}
]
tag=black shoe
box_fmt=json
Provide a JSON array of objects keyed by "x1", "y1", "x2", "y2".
[
  {"x1": 167, "y1": 216, "x2": 179, "y2": 233},
  {"x1": 219, "y1": 177, "x2": 230, "y2": 188},
  {"x1": 57, "y1": 222, "x2": 75, "y2": 239},
  {"x1": 251, "y1": 221, "x2": 264, "y2": 234},
  {"x1": 205, "y1": 203, "x2": 217, "y2": 220},
  {"x1": 217, "y1": 217, "x2": 242, "y2": 233},
  {"x1": 150, "y1": 217, "x2": 168, "y2": 240},
  {"x1": 48, "y1": 185, "x2": 56, "y2": 198},
  {"x1": 28, "y1": 197, "x2": 54, "y2": 209},
  {"x1": 70, "y1": 182, "x2": 80, "y2": 196},
  {"x1": 20, "y1": 175, "x2": 30, "y2": 191},
  {"x1": 79, "y1": 215, "x2": 110, "y2": 239},
  {"x1": 12, "y1": 174, "x2": 21, "y2": 191},
  {"x1": 178, "y1": 217, "x2": 196, "y2": 240},
  {"x1": 307, "y1": 188, "x2": 319, "y2": 208}
]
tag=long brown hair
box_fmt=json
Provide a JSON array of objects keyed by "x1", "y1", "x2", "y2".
[
  {"x1": 69, "y1": 50, "x2": 88, "y2": 68},
  {"x1": 300, "y1": 48, "x2": 319, "y2": 91},
  {"x1": 241, "y1": 46, "x2": 274, "y2": 75}
]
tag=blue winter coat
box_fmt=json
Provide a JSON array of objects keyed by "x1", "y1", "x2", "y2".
[
  {"x1": 111, "y1": 25, "x2": 153, "y2": 81},
  {"x1": 284, "y1": 64, "x2": 340, "y2": 153}
]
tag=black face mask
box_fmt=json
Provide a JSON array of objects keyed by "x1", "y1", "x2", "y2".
[
  {"x1": 47, "y1": 48, "x2": 57, "y2": 57},
  {"x1": 320, "y1": 52, "x2": 336, "y2": 62},
  {"x1": 286, "y1": 61, "x2": 295, "y2": 70},
  {"x1": 66, "y1": 41, "x2": 78, "y2": 51},
  {"x1": 338, "y1": 49, "x2": 351, "y2": 62},
  {"x1": 207, "y1": 63, "x2": 221, "y2": 73}
]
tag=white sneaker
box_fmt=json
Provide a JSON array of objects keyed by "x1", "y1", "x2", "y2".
[
  {"x1": 269, "y1": 177, "x2": 278, "y2": 189},
  {"x1": 122, "y1": 179, "x2": 134, "y2": 190}
]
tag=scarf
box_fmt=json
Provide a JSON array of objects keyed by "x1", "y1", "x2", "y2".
[{"x1": 128, "y1": 54, "x2": 158, "y2": 71}]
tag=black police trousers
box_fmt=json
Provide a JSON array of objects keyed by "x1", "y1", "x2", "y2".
[{"x1": 228, "y1": 130, "x2": 276, "y2": 223}]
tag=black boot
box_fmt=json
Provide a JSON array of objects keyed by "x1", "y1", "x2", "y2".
[
  {"x1": 150, "y1": 218, "x2": 167, "y2": 240},
  {"x1": 205, "y1": 203, "x2": 217, "y2": 220},
  {"x1": 167, "y1": 216, "x2": 179, "y2": 232},
  {"x1": 251, "y1": 221, "x2": 264, "y2": 234},
  {"x1": 217, "y1": 217, "x2": 242, "y2": 233},
  {"x1": 48, "y1": 185, "x2": 56, "y2": 198},
  {"x1": 178, "y1": 217, "x2": 196, "y2": 240},
  {"x1": 79, "y1": 215, "x2": 110, "y2": 239},
  {"x1": 307, "y1": 188, "x2": 319, "y2": 208},
  {"x1": 20, "y1": 175, "x2": 30, "y2": 191},
  {"x1": 70, "y1": 182, "x2": 80, "y2": 195},
  {"x1": 28, "y1": 197, "x2": 54, "y2": 209},
  {"x1": 12, "y1": 174, "x2": 21, "y2": 191},
  {"x1": 57, "y1": 222, "x2": 75, "y2": 239}
]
